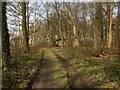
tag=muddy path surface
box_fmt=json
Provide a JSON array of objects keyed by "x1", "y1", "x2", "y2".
[
  {"x1": 27, "y1": 48, "x2": 94, "y2": 89},
  {"x1": 29, "y1": 51, "x2": 55, "y2": 88},
  {"x1": 28, "y1": 49, "x2": 68, "y2": 89},
  {"x1": 33, "y1": 59, "x2": 54, "y2": 88}
]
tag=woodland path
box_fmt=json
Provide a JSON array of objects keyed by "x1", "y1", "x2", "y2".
[{"x1": 28, "y1": 48, "x2": 94, "y2": 89}]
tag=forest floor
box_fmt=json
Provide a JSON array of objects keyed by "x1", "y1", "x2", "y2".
[
  {"x1": 3, "y1": 46, "x2": 120, "y2": 89},
  {"x1": 30, "y1": 47, "x2": 120, "y2": 89}
]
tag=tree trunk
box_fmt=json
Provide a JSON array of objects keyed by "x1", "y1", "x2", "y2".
[
  {"x1": 46, "y1": 2, "x2": 51, "y2": 47},
  {"x1": 73, "y1": 23, "x2": 79, "y2": 48},
  {"x1": 22, "y1": 2, "x2": 29, "y2": 52},
  {"x1": 18, "y1": 15, "x2": 22, "y2": 47},
  {"x1": 107, "y1": 3, "x2": 114, "y2": 49},
  {"x1": 2, "y1": 2, "x2": 10, "y2": 68},
  {"x1": 32, "y1": 2, "x2": 37, "y2": 46},
  {"x1": 93, "y1": 3, "x2": 100, "y2": 55},
  {"x1": 58, "y1": 17, "x2": 64, "y2": 48},
  {"x1": 26, "y1": 2, "x2": 29, "y2": 50},
  {"x1": 65, "y1": 3, "x2": 79, "y2": 48},
  {"x1": 93, "y1": 26, "x2": 99, "y2": 54},
  {"x1": 54, "y1": 2, "x2": 64, "y2": 48},
  {"x1": 117, "y1": 2, "x2": 120, "y2": 51}
]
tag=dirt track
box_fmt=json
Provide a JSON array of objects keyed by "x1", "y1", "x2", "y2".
[
  {"x1": 27, "y1": 49, "x2": 94, "y2": 89},
  {"x1": 33, "y1": 59, "x2": 54, "y2": 88}
]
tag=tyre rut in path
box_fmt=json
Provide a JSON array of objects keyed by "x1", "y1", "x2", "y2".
[
  {"x1": 26, "y1": 51, "x2": 44, "y2": 89},
  {"x1": 54, "y1": 53, "x2": 74, "y2": 89},
  {"x1": 54, "y1": 53, "x2": 94, "y2": 89},
  {"x1": 32, "y1": 52, "x2": 54, "y2": 88},
  {"x1": 27, "y1": 49, "x2": 68, "y2": 89},
  {"x1": 33, "y1": 59, "x2": 54, "y2": 88}
]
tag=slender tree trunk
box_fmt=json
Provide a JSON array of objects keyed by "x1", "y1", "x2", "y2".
[
  {"x1": 22, "y1": 2, "x2": 29, "y2": 52},
  {"x1": 93, "y1": 3, "x2": 100, "y2": 55},
  {"x1": 26, "y1": 2, "x2": 29, "y2": 51},
  {"x1": 117, "y1": 2, "x2": 120, "y2": 51},
  {"x1": 107, "y1": 3, "x2": 114, "y2": 49},
  {"x1": 93, "y1": 26, "x2": 99, "y2": 54},
  {"x1": 65, "y1": 3, "x2": 79, "y2": 48},
  {"x1": 54, "y1": 2, "x2": 64, "y2": 48},
  {"x1": 18, "y1": 15, "x2": 22, "y2": 47},
  {"x1": 73, "y1": 22, "x2": 79, "y2": 47},
  {"x1": 59, "y1": 16, "x2": 64, "y2": 48},
  {"x1": 46, "y1": 2, "x2": 51, "y2": 47},
  {"x1": 98, "y1": 2, "x2": 103, "y2": 53},
  {"x1": 2, "y1": 2, "x2": 10, "y2": 68},
  {"x1": 32, "y1": 2, "x2": 37, "y2": 46}
]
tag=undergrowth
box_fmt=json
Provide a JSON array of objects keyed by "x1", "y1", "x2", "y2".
[
  {"x1": 2, "y1": 47, "x2": 42, "y2": 88},
  {"x1": 54, "y1": 47, "x2": 120, "y2": 88}
]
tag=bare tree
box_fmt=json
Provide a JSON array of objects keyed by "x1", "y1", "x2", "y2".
[
  {"x1": 2, "y1": 2, "x2": 10, "y2": 68},
  {"x1": 65, "y1": 2, "x2": 79, "y2": 48},
  {"x1": 106, "y1": 2, "x2": 114, "y2": 49},
  {"x1": 21, "y1": 2, "x2": 29, "y2": 52},
  {"x1": 93, "y1": 2, "x2": 101, "y2": 56}
]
